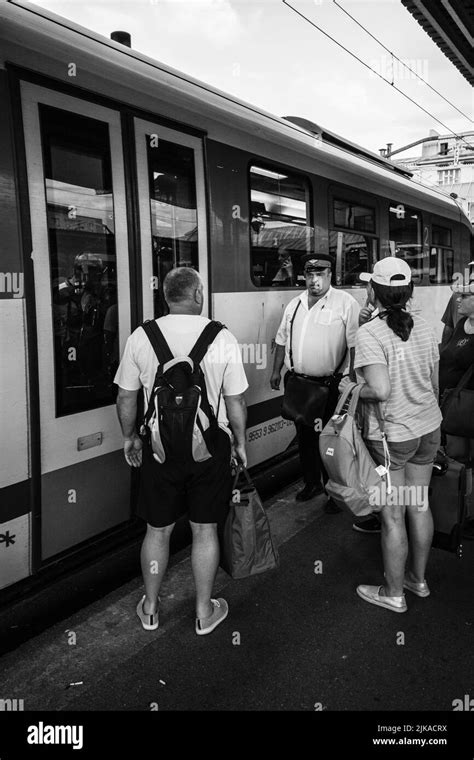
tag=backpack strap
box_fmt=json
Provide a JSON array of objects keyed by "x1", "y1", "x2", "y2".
[
  {"x1": 189, "y1": 321, "x2": 226, "y2": 366},
  {"x1": 141, "y1": 320, "x2": 174, "y2": 365}
]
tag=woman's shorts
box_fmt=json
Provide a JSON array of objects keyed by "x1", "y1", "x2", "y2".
[
  {"x1": 366, "y1": 427, "x2": 441, "y2": 471},
  {"x1": 137, "y1": 428, "x2": 232, "y2": 528}
]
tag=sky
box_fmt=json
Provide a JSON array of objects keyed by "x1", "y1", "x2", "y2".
[{"x1": 27, "y1": 0, "x2": 473, "y2": 155}]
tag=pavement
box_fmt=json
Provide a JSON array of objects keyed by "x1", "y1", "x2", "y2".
[{"x1": 0, "y1": 481, "x2": 473, "y2": 713}]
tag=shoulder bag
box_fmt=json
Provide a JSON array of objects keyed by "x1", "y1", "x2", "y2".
[{"x1": 440, "y1": 365, "x2": 474, "y2": 439}]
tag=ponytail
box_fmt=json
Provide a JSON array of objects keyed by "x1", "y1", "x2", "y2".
[{"x1": 371, "y1": 281, "x2": 414, "y2": 342}]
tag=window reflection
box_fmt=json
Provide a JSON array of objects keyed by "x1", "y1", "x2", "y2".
[
  {"x1": 389, "y1": 203, "x2": 423, "y2": 283},
  {"x1": 329, "y1": 231, "x2": 378, "y2": 287},
  {"x1": 41, "y1": 105, "x2": 119, "y2": 417},
  {"x1": 250, "y1": 166, "x2": 313, "y2": 287},
  {"x1": 430, "y1": 225, "x2": 454, "y2": 283},
  {"x1": 147, "y1": 139, "x2": 199, "y2": 316},
  {"x1": 333, "y1": 199, "x2": 375, "y2": 233}
]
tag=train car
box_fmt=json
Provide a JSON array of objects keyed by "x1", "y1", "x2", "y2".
[{"x1": 0, "y1": 0, "x2": 471, "y2": 597}]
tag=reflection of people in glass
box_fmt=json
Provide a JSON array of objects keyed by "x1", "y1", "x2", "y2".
[
  {"x1": 104, "y1": 299, "x2": 119, "y2": 384},
  {"x1": 272, "y1": 249, "x2": 294, "y2": 286}
]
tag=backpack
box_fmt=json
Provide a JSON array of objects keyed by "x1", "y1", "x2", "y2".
[
  {"x1": 319, "y1": 382, "x2": 390, "y2": 516},
  {"x1": 139, "y1": 319, "x2": 225, "y2": 464}
]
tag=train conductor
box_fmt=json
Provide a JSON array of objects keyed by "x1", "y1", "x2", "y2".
[{"x1": 270, "y1": 252, "x2": 360, "y2": 509}]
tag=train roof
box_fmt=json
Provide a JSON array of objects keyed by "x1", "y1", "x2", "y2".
[{"x1": 1, "y1": 0, "x2": 472, "y2": 229}]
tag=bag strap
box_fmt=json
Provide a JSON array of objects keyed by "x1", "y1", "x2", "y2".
[
  {"x1": 452, "y1": 363, "x2": 474, "y2": 395},
  {"x1": 345, "y1": 384, "x2": 392, "y2": 491},
  {"x1": 232, "y1": 463, "x2": 253, "y2": 491},
  {"x1": 189, "y1": 321, "x2": 225, "y2": 366},
  {"x1": 334, "y1": 381, "x2": 358, "y2": 414},
  {"x1": 346, "y1": 384, "x2": 364, "y2": 417},
  {"x1": 142, "y1": 320, "x2": 173, "y2": 365},
  {"x1": 288, "y1": 300, "x2": 301, "y2": 372}
]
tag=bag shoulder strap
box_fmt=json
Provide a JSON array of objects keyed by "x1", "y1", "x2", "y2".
[
  {"x1": 189, "y1": 321, "x2": 225, "y2": 366},
  {"x1": 338, "y1": 382, "x2": 386, "y2": 436},
  {"x1": 288, "y1": 300, "x2": 301, "y2": 372},
  {"x1": 334, "y1": 381, "x2": 358, "y2": 415},
  {"x1": 142, "y1": 320, "x2": 173, "y2": 365},
  {"x1": 453, "y1": 363, "x2": 474, "y2": 394}
]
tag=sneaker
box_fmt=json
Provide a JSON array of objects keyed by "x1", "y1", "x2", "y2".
[
  {"x1": 403, "y1": 577, "x2": 430, "y2": 597},
  {"x1": 356, "y1": 584, "x2": 407, "y2": 613},
  {"x1": 195, "y1": 598, "x2": 229, "y2": 636},
  {"x1": 352, "y1": 516, "x2": 381, "y2": 534},
  {"x1": 136, "y1": 595, "x2": 160, "y2": 631}
]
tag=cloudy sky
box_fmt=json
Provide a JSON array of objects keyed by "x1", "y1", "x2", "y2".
[{"x1": 29, "y1": 0, "x2": 472, "y2": 155}]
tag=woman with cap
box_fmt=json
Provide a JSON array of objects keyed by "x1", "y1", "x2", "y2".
[
  {"x1": 439, "y1": 275, "x2": 474, "y2": 540},
  {"x1": 340, "y1": 257, "x2": 442, "y2": 613}
]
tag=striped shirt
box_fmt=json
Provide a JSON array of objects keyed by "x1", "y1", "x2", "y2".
[{"x1": 354, "y1": 314, "x2": 442, "y2": 442}]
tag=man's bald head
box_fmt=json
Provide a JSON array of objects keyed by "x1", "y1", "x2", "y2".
[{"x1": 163, "y1": 267, "x2": 203, "y2": 313}]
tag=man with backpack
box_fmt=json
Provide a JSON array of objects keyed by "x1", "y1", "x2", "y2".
[{"x1": 114, "y1": 267, "x2": 248, "y2": 635}]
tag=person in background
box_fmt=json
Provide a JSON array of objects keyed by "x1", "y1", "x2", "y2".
[
  {"x1": 439, "y1": 275, "x2": 474, "y2": 540},
  {"x1": 114, "y1": 268, "x2": 248, "y2": 635},
  {"x1": 441, "y1": 261, "x2": 474, "y2": 347},
  {"x1": 270, "y1": 252, "x2": 359, "y2": 511},
  {"x1": 340, "y1": 257, "x2": 441, "y2": 613}
]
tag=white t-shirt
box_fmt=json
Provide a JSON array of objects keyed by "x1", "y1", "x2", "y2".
[
  {"x1": 275, "y1": 287, "x2": 360, "y2": 376},
  {"x1": 114, "y1": 315, "x2": 249, "y2": 436}
]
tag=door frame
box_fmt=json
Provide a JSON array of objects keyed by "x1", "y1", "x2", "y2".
[
  {"x1": 133, "y1": 117, "x2": 209, "y2": 319},
  {"x1": 21, "y1": 81, "x2": 131, "y2": 475}
]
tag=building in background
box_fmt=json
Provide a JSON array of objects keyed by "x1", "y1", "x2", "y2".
[{"x1": 380, "y1": 131, "x2": 474, "y2": 224}]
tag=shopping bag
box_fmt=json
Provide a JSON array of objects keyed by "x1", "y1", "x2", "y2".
[
  {"x1": 220, "y1": 466, "x2": 279, "y2": 579},
  {"x1": 319, "y1": 382, "x2": 389, "y2": 516}
]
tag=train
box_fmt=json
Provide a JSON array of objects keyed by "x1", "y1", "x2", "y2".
[{"x1": 0, "y1": 0, "x2": 472, "y2": 598}]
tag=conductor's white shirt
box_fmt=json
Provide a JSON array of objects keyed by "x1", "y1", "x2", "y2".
[{"x1": 275, "y1": 287, "x2": 360, "y2": 376}]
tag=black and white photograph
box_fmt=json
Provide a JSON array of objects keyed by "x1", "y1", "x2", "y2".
[{"x1": 0, "y1": 0, "x2": 473, "y2": 751}]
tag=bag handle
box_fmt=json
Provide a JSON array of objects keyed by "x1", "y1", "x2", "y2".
[
  {"x1": 232, "y1": 463, "x2": 253, "y2": 491},
  {"x1": 334, "y1": 381, "x2": 358, "y2": 415}
]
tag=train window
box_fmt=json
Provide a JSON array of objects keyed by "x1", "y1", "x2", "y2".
[
  {"x1": 40, "y1": 105, "x2": 119, "y2": 417},
  {"x1": 333, "y1": 199, "x2": 375, "y2": 233},
  {"x1": 430, "y1": 225, "x2": 454, "y2": 283},
  {"x1": 432, "y1": 225, "x2": 452, "y2": 247},
  {"x1": 329, "y1": 231, "x2": 378, "y2": 287},
  {"x1": 249, "y1": 165, "x2": 313, "y2": 287},
  {"x1": 146, "y1": 138, "x2": 198, "y2": 315},
  {"x1": 388, "y1": 203, "x2": 422, "y2": 283}
]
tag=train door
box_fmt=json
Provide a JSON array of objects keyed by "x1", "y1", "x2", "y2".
[
  {"x1": 133, "y1": 119, "x2": 209, "y2": 318},
  {"x1": 21, "y1": 83, "x2": 132, "y2": 561}
]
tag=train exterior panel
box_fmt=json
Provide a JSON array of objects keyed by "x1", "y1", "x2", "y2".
[{"x1": 0, "y1": 0, "x2": 471, "y2": 596}]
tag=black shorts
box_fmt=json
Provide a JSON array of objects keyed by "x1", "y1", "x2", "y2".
[{"x1": 137, "y1": 428, "x2": 232, "y2": 528}]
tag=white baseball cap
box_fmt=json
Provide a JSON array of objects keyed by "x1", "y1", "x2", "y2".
[{"x1": 360, "y1": 257, "x2": 412, "y2": 287}]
